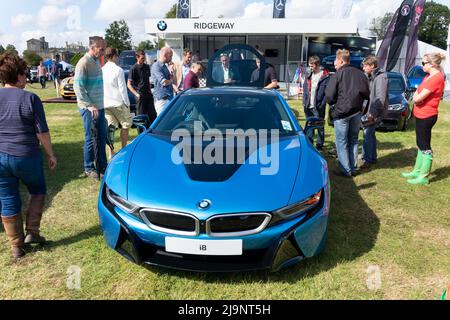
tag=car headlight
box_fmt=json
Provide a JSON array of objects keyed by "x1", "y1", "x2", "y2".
[
  {"x1": 105, "y1": 186, "x2": 139, "y2": 215},
  {"x1": 388, "y1": 104, "x2": 404, "y2": 111},
  {"x1": 270, "y1": 190, "x2": 323, "y2": 226}
]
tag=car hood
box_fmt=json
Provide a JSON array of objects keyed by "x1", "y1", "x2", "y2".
[
  {"x1": 126, "y1": 133, "x2": 302, "y2": 217},
  {"x1": 388, "y1": 92, "x2": 405, "y2": 105}
]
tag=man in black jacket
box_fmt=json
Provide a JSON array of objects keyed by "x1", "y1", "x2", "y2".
[
  {"x1": 325, "y1": 49, "x2": 370, "y2": 177},
  {"x1": 303, "y1": 56, "x2": 330, "y2": 150}
]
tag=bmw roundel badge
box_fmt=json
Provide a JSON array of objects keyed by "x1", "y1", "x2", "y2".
[
  {"x1": 157, "y1": 20, "x2": 167, "y2": 31},
  {"x1": 198, "y1": 200, "x2": 211, "y2": 210}
]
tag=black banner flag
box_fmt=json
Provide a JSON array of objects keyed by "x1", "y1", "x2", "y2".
[
  {"x1": 177, "y1": 0, "x2": 190, "y2": 19},
  {"x1": 405, "y1": 0, "x2": 426, "y2": 74},
  {"x1": 273, "y1": 0, "x2": 286, "y2": 19}
]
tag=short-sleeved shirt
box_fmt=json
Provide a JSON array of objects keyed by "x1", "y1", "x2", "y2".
[
  {"x1": 250, "y1": 65, "x2": 277, "y2": 87},
  {"x1": 0, "y1": 88, "x2": 49, "y2": 157},
  {"x1": 414, "y1": 72, "x2": 445, "y2": 119},
  {"x1": 129, "y1": 63, "x2": 152, "y2": 95}
]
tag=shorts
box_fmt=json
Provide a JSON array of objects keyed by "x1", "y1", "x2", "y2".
[
  {"x1": 105, "y1": 105, "x2": 132, "y2": 129},
  {"x1": 0, "y1": 152, "x2": 47, "y2": 216}
]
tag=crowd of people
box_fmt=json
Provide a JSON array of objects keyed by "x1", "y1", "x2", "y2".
[{"x1": 0, "y1": 38, "x2": 446, "y2": 260}]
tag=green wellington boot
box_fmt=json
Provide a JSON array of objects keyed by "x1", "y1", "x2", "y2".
[
  {"x1": 401, "y1": 150, "x2": 423, "y2": 178},
  {"x1": 407, "y1": 153, "x2": 433, "y2": 185}
]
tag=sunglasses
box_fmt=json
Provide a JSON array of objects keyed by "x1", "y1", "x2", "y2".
[{"x1": 422, "y1": 61, "x2": 431, "y2": 66}]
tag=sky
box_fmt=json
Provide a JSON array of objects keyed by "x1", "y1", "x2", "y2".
[{"x1": 1, "y1": 0, "x2": 450, "y2": 54}]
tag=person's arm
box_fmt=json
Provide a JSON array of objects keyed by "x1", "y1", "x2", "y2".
[
  {"x1": 37, "y1": 132, "x2": 57, "y2": 170},
  {"x1": 31, "y1": 95, "x2": 57, "y2": 170},
  {"x1": 413, "y1": 89, "x2": 432, "y2": 105},
  {"x1": 264, "y1": 68, "x2": 278, "y2": 89},
  {"x1": 151, "y1": 63, "x2": 171, "y2": 87},
  {"x1": 325, "y1": 73, "x2": 338, "y2": 105},
  {"x1": 74, "y1": 61, "x2": 98, "y2": 117},
  {"x1": 118, "y1": 68, "x2": 130, "y2": 107},
  {"x1": 370, "y1": 75, "x2": 388, "y2": 117}
]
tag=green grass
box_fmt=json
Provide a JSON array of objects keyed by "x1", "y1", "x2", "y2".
[{"x1": 0, "y1": 86, "x2": 449, "y2": 300}]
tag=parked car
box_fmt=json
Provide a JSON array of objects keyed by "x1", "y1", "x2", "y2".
[
  {"x1": 27, "y1": 67, "x2": 39, "y2": 84},
  {"x1": 377, "y1": 72, "x2": 411, "y2": 131},
  {"x1": 406, "y1": 65, "x2": 427, "y2": 91},
  {"x1": 98, "y1": 44, "x2": 330, "y2": 272},
  {"x1": 327, "y1": 71, "x2": 411, "y2": 131},
  {"x1": 60, "y1": 76, "x2": 76, "y2": 100}
]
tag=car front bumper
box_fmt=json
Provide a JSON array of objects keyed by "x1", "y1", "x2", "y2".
[{"x1": 98, "y1": 183, "x2": 330, "y2": 272}]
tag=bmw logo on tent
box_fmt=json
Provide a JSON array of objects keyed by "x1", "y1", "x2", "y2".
[{"x1": 157, "y1": 20, "x2": 167, "y2": 31}]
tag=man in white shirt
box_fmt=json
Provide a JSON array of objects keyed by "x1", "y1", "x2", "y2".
[{"x1": 102, "y1": 47, "x2": 132, "y2": 156}]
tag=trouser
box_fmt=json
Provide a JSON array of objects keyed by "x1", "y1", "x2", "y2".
[
  {"x1": 362, "y1": 124, "x2": 377, "y2": 164},
  {"x1": 79, "y1": 108, "x2": 108, "y2": 174},
  {"x1": 39, "y1": 76, "x2": 46, "y2": 88},
  {"x1": 415, "y1": 115, "x2": 438, "y2": 153},
  {"x1": 155, "y1": 98, "x2": 171, "y2": 116},
  {"x1": 333, "y1": 112, "x2": 361, "y2": 176},
  {"x1": 136, "y1": 93, "x2": 157, "y2": 124},
  {"x1": 304, "y1": 107, "x2": 325, "y2": 147}
]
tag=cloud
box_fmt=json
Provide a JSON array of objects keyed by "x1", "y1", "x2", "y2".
[
  {"x1": 11, "y1": 14, "x2": 34, "y2": 28},
  {"x1": 95, "y1": 0, "x2": 174, "y2": 21}
]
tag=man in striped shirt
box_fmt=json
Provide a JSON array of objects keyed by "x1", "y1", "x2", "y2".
[{"x1": 74, "y1": 36, "x2": 107, "y2": 180}]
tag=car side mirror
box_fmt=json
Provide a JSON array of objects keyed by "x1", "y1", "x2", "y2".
[
  {"x1": 132, "y1": 115, "x2": 151, "y2": 132},
  {"x1": 304, "y1": 117, "x2": 325, "y2": 138}
]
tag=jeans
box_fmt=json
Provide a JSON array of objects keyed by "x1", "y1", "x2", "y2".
[
  {"x1": 79, "y1": 108, "x2": 108, "y2": 174},
  {"x1": 362, "y1": 124, "x2": 377, "y2": 164},
  {"x1": 304, "y1": 108, "x2": 324, "y2": 148},
  {"x1": 0, "y1": 152, "x2": 46, "y2": 216},
  {"x1": 334, "y1": 112, "x2": 361, "y2": 176}
]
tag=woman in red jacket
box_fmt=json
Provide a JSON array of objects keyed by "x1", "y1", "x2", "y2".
[{"x1": 402, "y1": 52, "x2": 446, "y2": 185}]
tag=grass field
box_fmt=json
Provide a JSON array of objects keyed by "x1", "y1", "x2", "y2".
[{"x1": 0, "y1": 84, "x2": 449, "y2": 300}]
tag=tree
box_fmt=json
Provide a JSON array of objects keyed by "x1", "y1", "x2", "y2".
[
  {"x1": 418, "y1": 1, "x2": 450, "y2": 49},
  {"x1": 137, "y1": 40, "x2": 155, "y2": 51},
  {"x1": 70, "y1": 52, "x2": 84, "y2": 67},
  {"x1": 22, "y1": 50, "x2": 43, "y2": 66},
  {"x1": 369, "y1": 12, "x2": 394, "y2": 39},
  {"x1": 105, "y1": 20, "x2": 132, "y2": 52},
  {"x1": 165, "y1": 4, "x2": 177, "y2": 18},
  {"x1": 5, "y1": 44, "x2": 18, "y2": 55},
  {"x1": 0, "y1": 45, "x2": 5, "y2": 55}
]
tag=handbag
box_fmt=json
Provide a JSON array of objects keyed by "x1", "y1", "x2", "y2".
[{"x1": 361, "y1": 113, "x2": 377, "y2": 127}]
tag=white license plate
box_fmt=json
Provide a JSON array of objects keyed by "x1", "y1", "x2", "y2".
[{"x1": 165, "y1": 237, "x2": 243, "y2": 256}]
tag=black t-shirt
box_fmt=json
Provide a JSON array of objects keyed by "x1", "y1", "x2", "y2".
[
  {"x1": 129, "y1": 63, "x2": 151, "y2": 94},
  {"x1": 250, "y1": 65, "x2": 277, "y2": 87}
]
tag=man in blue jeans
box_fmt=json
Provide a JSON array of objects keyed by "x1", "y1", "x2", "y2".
[
  {"x1": 361, "y1": 56, "x2": 389, "y2": 169},
  {"x1": 74, "y1": 36, "x2": 107, "y2": 180},
  {"x1": 325, "y1": 49, "x2": 369, "y2": 177}
]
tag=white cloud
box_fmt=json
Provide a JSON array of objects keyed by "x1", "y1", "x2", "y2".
[
  {"x1": 242, "y1": 2, "x2": 272, "y2": 18},
  {"x1": 11, "y1": 14, "x2": 34, "y2": 28},
  {"x1": 95, "y1": 0, "x2": 174, "y2": 21}
]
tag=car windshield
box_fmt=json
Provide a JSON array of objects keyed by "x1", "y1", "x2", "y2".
[
  {"x1": 153, "y1": 93, "x2": 296, "y2": 136},
  {"x1": 119, "y1": 55, "x2": 136, "y2": 69},
  {"x1": 388, "y1": 76, "x2": 406, "y2": 92},
  {"x1": 410, "y1": 67, "x2": 427, "y2": 79}
]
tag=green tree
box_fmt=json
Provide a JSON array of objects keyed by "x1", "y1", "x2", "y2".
[
  {"x1": 5, "y1": 44, "x2": 18, "y2": 55},
  {"x1": 369, "y1": 12, "x2": 394, "y2": 39},
  {"x1": 105, "y1": 20, "x2": 132, "y2": 52},
  {"x1": 70, "y1": 52, "x2": 84, "y2": 67},
  {"x1": 165, "y1": 4, "x2": 177, "y2": 18},
  {"x1": 137, "y1": 40, "x2": 155, "y2": 51},
  {"x1": 0, "y1": 45, "x2": 5, "y2": 55},
  {"x1": 22, "y1": 50, "x2": 43, "y2": 66},
  {"x1": 418, "y1": 1, "x2": 450, "y2": 49}
]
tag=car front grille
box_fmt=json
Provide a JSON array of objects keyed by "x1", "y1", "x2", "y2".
[
  {"x1": 140, "y1": 209, "x2": 199, "y2": 236},
  {"x1": 206, "y1": 213, "x2": 272, "y2": 237},
  {"x1": 139, "y1": 209, "x2": 272, "y2": 238}
]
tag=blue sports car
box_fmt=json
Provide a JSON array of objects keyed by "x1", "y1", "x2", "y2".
[{"x1": 98, "y1": 45, "x2": 330, "y2": 272}]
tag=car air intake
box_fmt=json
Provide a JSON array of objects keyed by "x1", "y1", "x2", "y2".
[
  {"x1": 207, "y1": 213, "x2": 271, "y2": 237},
  {"x1": 140, "y1": 210, "x2": 199, "y2": 236}
]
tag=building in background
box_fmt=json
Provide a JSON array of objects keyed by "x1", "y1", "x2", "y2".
[{"x1": 26, "y1": 37, "x2": 49, "y2": 56}]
